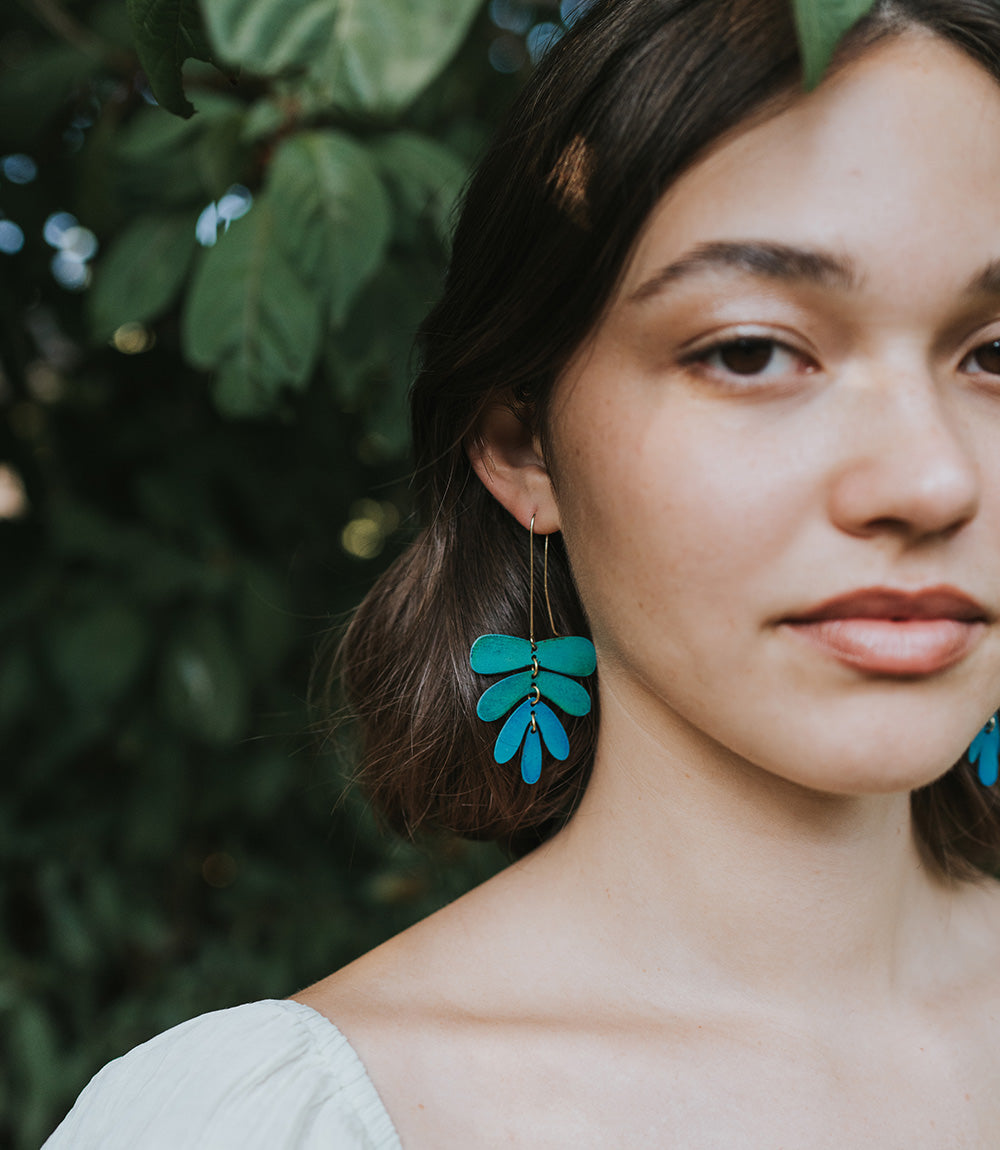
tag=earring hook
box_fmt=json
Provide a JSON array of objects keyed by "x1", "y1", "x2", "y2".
[{"x1": 529, "y1": 512, "x2": 560, "y2": 644}]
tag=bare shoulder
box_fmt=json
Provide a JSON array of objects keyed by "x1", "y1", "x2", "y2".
[
  {"x1": 290, "y1": 854, "x2": 595, "y2": 1145},
  {"x1": 294, "y1": 857, "x2": 543, "y2": 1024}
]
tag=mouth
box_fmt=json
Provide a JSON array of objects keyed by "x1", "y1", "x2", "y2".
[{"x1": 781, "y1": 586, "x2": 990, "y2": 676}]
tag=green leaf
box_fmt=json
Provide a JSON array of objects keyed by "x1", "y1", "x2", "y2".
[
  {"x1": 267, "y1": 131, "x2": 391, "y2": 323},
  {"x1": 181, "y1": 201, "x2": 324, "y2": 416},
  {"x1": 47, "y1": 602, "x2": 150, "y2": 711},
  {"x1": 159, "y1": 612, "x2": 249, "y2": 743},
  {"x1": 113, "y1": 95, "x2": 248, "y2": 207},
  {"x1": 792, "y1": 0, "x2": 877, "y2": 89},
  {"x1": 201, "y1": 0, "x2": 339, "y2": 75},
  {"x1": 202, "y1": 0, "x2": 482, "y2": 114},
  {"x1": 127, "y1": 0, "x2": 217, "y2": 118},
  {"x1": 325, "y1": 258, "x2": 438, "y2": 454},
  {"x1": 370, "y1": 132, "x2": 467, "y2": 247},
  {"x1": 319, "y1": 0, "x2": 483, "y2": 114},
  {"x1": 87, "y1": 213, "x2": 198, "y2": 341}
]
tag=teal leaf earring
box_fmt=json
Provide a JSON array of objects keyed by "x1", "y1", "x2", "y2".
[
  {"x1": 470, "y1": 515, "x2": 596, "y2": 784},
  {"x1": 968, "y1": 713, "x2": 999, "y2": 786}
]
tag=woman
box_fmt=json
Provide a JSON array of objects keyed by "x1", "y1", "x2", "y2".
[{"x1": 46, "y1": 0, "x2": 1000, "y2": 1145}]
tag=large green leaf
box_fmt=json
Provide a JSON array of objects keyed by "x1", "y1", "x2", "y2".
[
  {"x1": 267, "y1": 131, "x2": 391, "y2": 323},
  {"x1": 201, "y1": 0, "x2": 338, "y2": 75},
  {"x1": 87, "y1": 213, "x2": 198, "y2": 341},
  {"x1": 318, "y1": 0, "x2": 483, "y2": 114},
  {"x1": 127, "y1": 0, "x2": 217, "y2": 118},
  {"x1": 792, "y1": 0, "x2": 877, "y2": 89},
  {"x1": 202, "y1": 0, "x2": 482, "y2": 114},
  {"x1": 371, "y1": 132, "x2": 467, "y2": 247},
  {"x1": 181, "y1": 201, "x2": 323, "y2": 416}
]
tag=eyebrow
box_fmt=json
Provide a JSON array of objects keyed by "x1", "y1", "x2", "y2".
[
  {"x1": 968, "y1": 259, "x2": 1000, "y2": 296},
  {"x1": 627, "y1": 240, "x2": 858, "y2": 303},
  {"x1": 627, "y1": 240, "x2": 1000, "y2": 305}
]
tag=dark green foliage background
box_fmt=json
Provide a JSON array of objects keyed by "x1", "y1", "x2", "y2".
[
  {"x1": 0, "y1": 0, "x2": 524, "y2": 1143},
  {"x1": 0, "y1": 0, "x2": 861, "y2": 1143}
]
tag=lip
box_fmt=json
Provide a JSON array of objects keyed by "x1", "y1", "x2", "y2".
[{"x1": 781, "y1": 586, "x2": 990, "y2": 675}]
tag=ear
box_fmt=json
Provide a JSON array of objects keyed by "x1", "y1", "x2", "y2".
[{"x1": 467, "y1": 404, "x2": 560, "y2": 534}]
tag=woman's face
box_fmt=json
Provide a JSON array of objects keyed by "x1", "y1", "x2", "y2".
[{"x1": 549, "y1": 32, "x2": 1000, "y2": 794}]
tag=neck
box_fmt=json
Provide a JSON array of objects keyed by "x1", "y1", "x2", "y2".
[{"x1": 541, "y1": 677, "x2": 959, "y2": 1015}]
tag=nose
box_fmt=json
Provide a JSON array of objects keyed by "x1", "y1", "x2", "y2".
[{"x1": 826, "y1": 373, "x2": 981, "y2": 543}]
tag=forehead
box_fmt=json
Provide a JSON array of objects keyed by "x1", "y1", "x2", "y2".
[{"x1": 620, "y1": 32, "x2": 1000, "y2": 300}]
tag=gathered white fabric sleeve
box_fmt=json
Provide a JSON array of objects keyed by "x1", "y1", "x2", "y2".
[{"x1": 42, "y1": 999, "x2": 401, "y2": 1150}]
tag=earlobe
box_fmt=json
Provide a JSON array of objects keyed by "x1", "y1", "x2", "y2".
[{"x1": 467, "y1": 403, "x2": 561, "y2": 533}]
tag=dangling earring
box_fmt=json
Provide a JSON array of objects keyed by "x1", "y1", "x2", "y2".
[
  {"x1": 968, "y1": 713, "x2": 1000, "y2": 786},
  {"x1": 469, "y1": 514, "x2": 596, "y2": 784}
]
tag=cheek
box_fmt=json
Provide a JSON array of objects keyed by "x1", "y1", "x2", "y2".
[{"x1": 553, "y1": 392, "x2": 809, "y2": 652}]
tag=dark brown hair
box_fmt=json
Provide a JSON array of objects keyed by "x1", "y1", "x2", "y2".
[{"x1": 332, "y1": 0, "x2": 1000, "y2": 875}]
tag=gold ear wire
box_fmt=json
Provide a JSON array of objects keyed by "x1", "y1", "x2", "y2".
[
  {"x1": 529, "y1": 513, "x2": 560, "y2": 644},
  {"x1": 528, "y1": 513, "x2": 536, "y2": 647},
  {"x1": 544, "y1": 531, "x2": 559, "y2": 638}
]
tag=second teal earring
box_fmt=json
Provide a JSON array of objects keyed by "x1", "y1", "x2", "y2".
[
  {"x1": 469, "y1": 516, "x2": 596, "y2": 784},
  {"x1": 969, "y1": 713, "x2": 999, "y2": 786}
]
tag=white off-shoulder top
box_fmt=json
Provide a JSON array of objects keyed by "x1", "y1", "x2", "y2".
[{"x1": 42, "y1": 999, "x2": 402, "y2": 1149}]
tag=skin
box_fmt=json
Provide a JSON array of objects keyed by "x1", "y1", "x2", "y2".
[{"x1": 297, "y1": 33, "x2": 1000, "y2": 1147}]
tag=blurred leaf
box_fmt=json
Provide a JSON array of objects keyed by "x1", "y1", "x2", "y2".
[
  {"x1": 267, "y1": 131, "x2": 391, "y2": 323},
  {"x1": 127, "y1": 0, "x2": 217, "y2": 117},
  {"x1": 182, "y1": 201, "x2": 323, "y2": 416},
  {"x1": 114, "y1": 96, "x2": 245, "y2": 207},
  {"x1": 201, "y1": 0, "x2": 336, "y2": 76},
  {"x1": 8, "y1": 1001, "x2": 60, "y2": 1147},
  {"x1": 792, "y1": 0, "x2": 876, "y2": 88},
  {"x1": 316, "y1": 0, "x2": 484, "y2": 115},
  {"x1": 202, "y1": 0, "x2": 482, "y2": 114},
  {"x1": 0, "y1": 46, "x2": 98, "y2": 149},
  {"x1": 371, "y1": 132, "x2": 467, "y2": 247},
  {"x1": 159, "y1": 612, "x2": 249, "y2": 743},
  {"x1": 326, "y1": 259, "x2": 437, "y2": 439},
  {"x1": 39, "y1": 865, "x2": 98, "y2": 969},
  {"x1": 47, "y1": 602, "x2": 150, "y2": 711},
  {"x1": 236, "y1": 566, "x2": 294, "y2": 675},
  {"x1": 88, "y1": 213, "x2": 198, "y2": 341},
  {"x1": 0, "y1": 648, "x2": 34, "y2": 733}
]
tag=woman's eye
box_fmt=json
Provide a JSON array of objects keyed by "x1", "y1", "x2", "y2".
[
  {"x1": 962, "y1": 339, "x2": 1000, "y2": 375},
  {"x1": 691, "y1": 337, "x2": 806, "y2": 380}
]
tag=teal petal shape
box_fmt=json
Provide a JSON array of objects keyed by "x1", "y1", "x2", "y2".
[
  {"x1": 970, "y1": 720, "x2": 1000, "y2": 786},
  {"x1": 470, "y1": 634, "x2": 532, "y2": 674},
  {"x1": 476, "y1": 670, "x2": 533, "y2": 721},
  {"x1": 493, "y1": 699, "x2": 533, "y2": 763},
  {"x1": 533, "y1": 701, "x2": 569, "y2": 760},
  {"x1": 535, "y1": 636, "x2": 596, "y2": 676},
  {"x1": 537, "y1": 670, "x2": 591, "y2": 717},
  {"x1": 521, "y1": 726, "x2": 542, "y2": 784}
]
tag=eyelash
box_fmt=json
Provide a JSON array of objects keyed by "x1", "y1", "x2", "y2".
[
  {"x1": 961, "y1": 338, "x2": 1000, "y2": 376},
  {"x1": 680, "y1": 336, "x2": 814, "y2": 383},
  {"x1": 682, "y1": 335, "x2": 1000, "y2": 383}
]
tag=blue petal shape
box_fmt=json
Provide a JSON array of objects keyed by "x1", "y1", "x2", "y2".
[
  {"x1": 535, "y1": 636, "x2": 596, "y2": 676},
  {"x1": 476, "y1": 670, "x2": 533, "y2": 721},
  {"x1": 971, "y1": 721, "x2": 1000, "y2": 786},
  {"x1": 536, "y1": 670, "x2": 591, "y2": 716},
  {"x1": 521, "y1": 727, "x2": 542, "y2": 784},
  {"x1": 470, "y1": 634, "x2": 533, "y2": 674},
  {"x1": 493, "y1": 699, "x2": 532, "y2": 763},
  {"x1": 533, "y1": 701, "x2": 569, "y2": 760}
]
